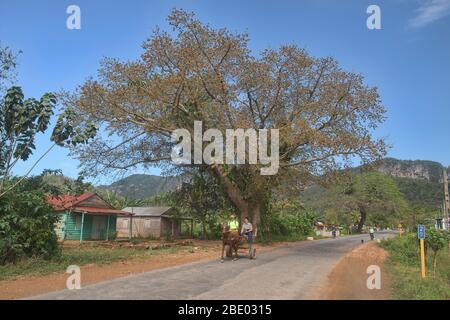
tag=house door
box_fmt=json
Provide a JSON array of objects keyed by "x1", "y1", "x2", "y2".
[{"x1": 92, "y1": 216, "x2": 105, "y2": 240}]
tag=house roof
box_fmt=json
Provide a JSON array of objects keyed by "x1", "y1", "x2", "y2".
[
  {"x1": 48, "y1": 192, "x2": 96, "y2": 211},
  {"x1": 70, "y1": 206, "x2": 130, "y2": 215},
  {"x1": 48, "y1": 193, "x2": 130, "y2": 216},
  {"x1": 122, "y1": 207, "x2": 173, "y2": 217}
]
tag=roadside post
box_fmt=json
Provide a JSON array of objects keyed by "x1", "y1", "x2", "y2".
[{"x1": 417, "y1": 224, "x2": 426, "y2": 278}]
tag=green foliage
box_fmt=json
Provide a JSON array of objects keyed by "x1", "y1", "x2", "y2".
[
  {"x1": 0, "y1": 44, "x2": 20, "y2": 93},
  {"x1": 381, "y1": 233, "x2": 450, "y2": 299},
  {"x1": 353, "y1": 172, "x2": 409, "y2": 217},
  {"x1": 51, "y1": 107, "x2": 97, "y2": 147},
  {"x1": 0, "y1": 86, "x2": 97, "y2": 199},
  {"x1": 41, "y1": 170, "x2": 96, "y2": 196},
  {"x1": 0, "y1": 87, "x2": 56, "y2": 170},
  {"x1": 425, "y1": 229, "x2": 449, "y2": 274},
  {"x1": 304, "y1": 172, "x2": 409, "y2": 231},
  {"x1": 425, "y1": 229, "x2": 448, "y2": 254},
  {"x1": 0, "y1": 175, "x2": 61, "y2": 264},
  {"x1": 99, "y1": 174, "x2": 184, "y2": 199},
  {"x1": 0, "y1": 244, "x2": 192, "y2": 281},
  {"x1": 168, "y1": 171, "x2": 232, "y2": 239},
  {"x1": 380, "y1": 233, "x2": 419, "y2": 267},
  {"x1": 394, "y1": 177, "x2": 443, "y2": 209},
  {"x1": 261, "y1": 199, "x2": 315, "y2": 241},
  {"x1": 97, "y1": 189, "x2": 145, "y2": 209}
]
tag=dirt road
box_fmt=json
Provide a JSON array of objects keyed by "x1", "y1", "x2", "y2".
[{"x1": 29, "y1": 232, "x2": 395, "y2": 300}]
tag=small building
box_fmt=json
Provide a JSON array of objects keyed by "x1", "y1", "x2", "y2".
[
  {"x1": 48, "y1": 192, "x2": 130, "y2": 242},
  {"x1": 117, "y1": 207, "x2": 192, "y2": 239}
]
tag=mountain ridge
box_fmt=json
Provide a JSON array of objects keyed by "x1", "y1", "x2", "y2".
[
  {"x1": 98, "y1": 158, "x2": 449, "y2": 200},
  {"x1": 97, "y1": 174, "x2": 184, "y2": 200}
]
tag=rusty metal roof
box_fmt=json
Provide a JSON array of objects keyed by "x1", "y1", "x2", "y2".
[
  {"x1": 48, "y1": 193, "x2": 130, "y2": 215},
  {"x1": 121, "y1": 207, "x2": 173, "y2": 217}
]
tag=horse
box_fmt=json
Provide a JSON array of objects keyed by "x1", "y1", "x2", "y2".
[{"x1": 220, "y1": 222, "x2": 241, "y2": 262}]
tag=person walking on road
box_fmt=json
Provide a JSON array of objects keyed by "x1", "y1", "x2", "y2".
[{"x1": 369, "y1": 227, "x2": 375, "y2": 240}]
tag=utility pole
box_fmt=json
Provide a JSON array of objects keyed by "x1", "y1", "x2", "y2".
[{"x1": 444, "y1": 169, "x2": 449, "y2": 229}]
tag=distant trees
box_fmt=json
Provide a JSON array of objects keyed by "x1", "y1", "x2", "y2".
[
  {"x1": 169, "y1": 170, "x2": 232, "y2": 239},
  {"x1": 322, "y1": 172, "x2": 409, "y2": 232},
  {"x1": 263, "y1": 198, "x2": 315, "y2": 240}
]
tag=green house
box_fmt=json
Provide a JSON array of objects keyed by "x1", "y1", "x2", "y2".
[{"x1": 49, "y1": 192, "x2": 130, "y2": 242}]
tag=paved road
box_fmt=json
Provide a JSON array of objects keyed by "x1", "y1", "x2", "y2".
[{"x1": 30, "y1": 232, "x2": 394, "y2": 300}]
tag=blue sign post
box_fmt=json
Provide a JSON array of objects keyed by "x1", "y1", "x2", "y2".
[
  {"x1": 417, "y1": 225, "x2": 425, "y2": 239},
  {"x1": 417, "y1": 224, "x2": 426, "y2": 278}
]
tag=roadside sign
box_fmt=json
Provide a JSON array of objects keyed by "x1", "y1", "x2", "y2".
[
  {"x1": 417, "y1": 224, "x2": 426, "y2": 278},
  {"x1": 417, "y1": 224, "x2": 425, "y2": 239}
]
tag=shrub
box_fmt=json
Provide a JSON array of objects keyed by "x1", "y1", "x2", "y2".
[
  {"x1": 380, "y1": 233, "x2": 419, "y2": 267},
  {"x1": 0, "y1": 177, "x2": 60, "y2": 264},
  {"x1": 425, "y1": 229, "x2": 448, "y2": 275},
  {"x1": 261, "y1": 199, "x2": 315, "y2": 240}
]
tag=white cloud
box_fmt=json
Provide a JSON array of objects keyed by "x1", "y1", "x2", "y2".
[{"x1": 409, "y1": 0, "x2": 450, "y2": 28}]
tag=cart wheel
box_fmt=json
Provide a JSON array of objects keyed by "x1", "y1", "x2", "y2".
[{"x1": 225, "y1": 245, "x2": 232, "y2": 258}]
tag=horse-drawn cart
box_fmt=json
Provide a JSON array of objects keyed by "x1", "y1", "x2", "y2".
[{"x1": 221, "y1": 225, "x2": 257, "y2": 261}]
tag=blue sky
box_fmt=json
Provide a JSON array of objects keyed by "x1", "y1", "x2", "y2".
[{"x1": 1, "y1": 0, "x2": 449, "y2": 184}]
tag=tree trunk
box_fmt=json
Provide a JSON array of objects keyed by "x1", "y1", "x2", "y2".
[
  {"x1": 250, "y1": 201, "x2": 262, "y2": 238},
  {"x1": 433, "y1": 252, "x2": 437, "y2": 276},
  {"x1": 207, "y1": 166, "x2": 269, "y2": 236},
  {"x1": 357, "y1": 205, "x2": 367, "y2": 233},
  {"x1": 208, "y1": 166, "x2": 249, "y2": 223},
  {"x1": 201, "y1": 221, "x2": 207, "y2": 240}
]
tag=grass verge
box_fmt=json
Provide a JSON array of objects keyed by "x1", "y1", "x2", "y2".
[
  {"x1": 0, "y1": 244, "x2": 193, "y2": 281},
  {"x1": 380, "y1": 233, "x2": 450, "y2": 300}
]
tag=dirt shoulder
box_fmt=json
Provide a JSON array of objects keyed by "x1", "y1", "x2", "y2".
[
  {"x1": 0, "y1": 240, "x2": 286, "y2": 300},
  {"x1": 318, "y1": 242, "x2": 392, "y2": 300}
]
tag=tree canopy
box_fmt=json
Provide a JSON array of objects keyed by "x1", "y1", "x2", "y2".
[
  {"x1": 63, "y1": 9, "x2": 387, "y2": 229},
  {"x1": 321, "y1": 172, "x2": 409, "y2": 231},
  {"x1": 0, "y1": 86, "x2": 97, "y2": 197}
]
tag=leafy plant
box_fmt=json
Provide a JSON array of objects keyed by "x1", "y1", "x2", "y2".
[
  {"x1": 0, "y1": 174, "x2": 61, "y2": 264},
  {"x1": 425, "y1": 229, "x2": 448, "y2": 275},
  {"x1": 380, "y1": 233, "x2": 419, "y2": 267},
  {"x1": 0, "y1": 86, "x2": 97, "y2": 198},
  {"x1": 261, "y1": 199, "x2": 315, "y2": 240}
]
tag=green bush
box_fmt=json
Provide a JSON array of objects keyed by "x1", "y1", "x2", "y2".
[
  {"x1": 0, "y1": 177, "x2": 60, "y2": 264},
  {"x1": 381, "y1": 232, "x2": 450, "y2": 299},
  {"x1": 425, "y1": 229, "x2": 449, "y2": 274},
  {"x1": 261, "y1": 200, "x2": 315, "y2": 241},
  {"x1": 380, "y1": 233, "x2": 419, "y2": 267}
]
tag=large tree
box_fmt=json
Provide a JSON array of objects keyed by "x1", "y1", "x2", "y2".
[
  {"x1": 0, "y1": 86, "x2": 97, "y2": 197},
  {"x1": 63, "y1": 9, "x2": 387, "y2": 231},
  {"x1": 169, "y1": 169, "x2": 232, "y2": 239},
  {"x1": 326, "y1": 172, "x2": 409, "y2": 232}
]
